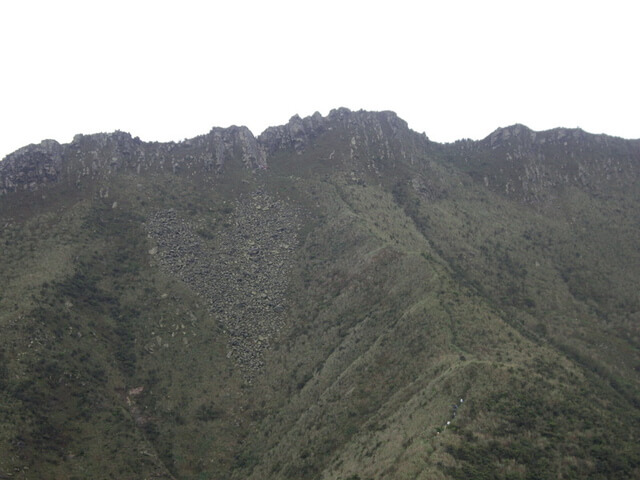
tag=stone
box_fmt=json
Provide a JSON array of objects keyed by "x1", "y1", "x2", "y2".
[{"x1": 145, "y1": 191, "x2": 301, "y2": 382}]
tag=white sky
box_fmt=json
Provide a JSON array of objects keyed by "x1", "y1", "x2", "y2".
[{"x1": 1, "y1": 0, "x2": 639, "y2": 159}]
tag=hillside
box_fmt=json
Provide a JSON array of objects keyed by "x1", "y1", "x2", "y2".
[{"x1": 1, "y1": 108, "x2": 639, "y2": 479}]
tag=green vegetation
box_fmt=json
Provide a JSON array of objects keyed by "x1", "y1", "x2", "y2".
[{"x1": 0, "y1": 112, "x2": 638, "y2": 479}]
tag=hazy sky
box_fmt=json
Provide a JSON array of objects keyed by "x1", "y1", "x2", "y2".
[{"x1": 1, "y1": 0, "x2": 638, "y2": 159}]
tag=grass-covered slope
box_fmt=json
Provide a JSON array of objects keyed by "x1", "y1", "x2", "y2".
[{"x1": 0, "y1": 110, "x2": 638, "y2": 479}]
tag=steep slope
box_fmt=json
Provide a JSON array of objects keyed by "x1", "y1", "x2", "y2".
[{"x1": 0, "y1": 109, "x2": 638, "y2": 479}]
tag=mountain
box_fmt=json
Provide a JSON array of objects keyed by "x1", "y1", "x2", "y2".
[{"x1": 1, "y1": 108, "x2": 639, "y2": 480}]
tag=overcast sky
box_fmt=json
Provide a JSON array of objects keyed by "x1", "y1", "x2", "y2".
[{"x1": 1, "y1": 0, "x2": 638, "y2": 159}]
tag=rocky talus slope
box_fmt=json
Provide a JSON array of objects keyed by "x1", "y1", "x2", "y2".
[{"x1": 146, "y1": 191, "x2": 301, "y2": 381}]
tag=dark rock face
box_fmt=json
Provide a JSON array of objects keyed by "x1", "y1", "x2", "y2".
[
  {"x1": 1, "y1": 108, "x2": 639, "y2": 202},
  {"x1": 446, "y1": 124, "x2": 640, "y2": 202},
  {"x1": 259, "y1": 111, "x2": 327, "y2": 155},
  {"x1": 258, "y1": 108, "x2": 429, "y2": 166},
  {"x1": 0, "y1": 125, "x2": 265, "y2": 195},
  {"x1": 0, "y1": 139, "x2": 64, "y2": 195}
]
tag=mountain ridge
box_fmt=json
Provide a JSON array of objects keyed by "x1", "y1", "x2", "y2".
[
  {"x1": 1, "y1": 107, "x2": 639, "y2": 479},
  {"x1": 3, "y1": 108, "x2": 638, "y2": 199}
]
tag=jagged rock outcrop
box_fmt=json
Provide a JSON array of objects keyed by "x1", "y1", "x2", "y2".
[
  {"x1": 184, "y1": 126, "x2": 266, "y2": 170},
  {"x1": 259, "y1": 111, "x2": 327, "y2": 155},
  {"x1": 2, "y1": 109, "x2": 639, "y2": 203},
  {"x1": 449, "y1": 124, "x2": 640, "y2": 201},
  {"x1": 0, "y1": 126, "x2": 265, "y2": 195},
  {"x1": 0, "y1": 139, "x2": 64, "y2": 195},
  {"x1": 258, "y1": 108, "x2": 432, "y2": 170}
]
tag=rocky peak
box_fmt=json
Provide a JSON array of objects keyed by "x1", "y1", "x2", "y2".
[
  {"x1": 3, "y1": 111, "x2": 637, "y2": 201},
  {"x1": 1, "y1": 108, "x2": 428, "y2": 197},
  {"x1": 258, "y1": 108, "x2": 413, "y2": 153},
  {"x1": 326, "y1": 107, "x2": 409, "y2": 134},
  {"x1": 321, "y1": 108, "x2": 430, "y2": 169},
  {"x1": 258, "y1": 108, "x2": 429, "y2": 173},
  {"x1": 0, "y1": 139, "x2": 64, "y2": 195},
  {"x1": 71, "y1": 130, "x2": 140, "y2": 150},
  {"x1": 0, "y1": 124, "x2": 266, "y2": 196},
  {"x1": 485, "y1": 124, "x2": 534, "y2": 147},
  {"x1": 207, "y1": 125, "x2": 266, "y2": 170},
  {"x1": 258, "y1": 111, "x2": 327, "y2": 155},
  {"x1": 455, "y1": 125, "x2": 640, "y2": 202},
  {"x1": 482, "y1": 124, "x2": 630, "y2": 151}
]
